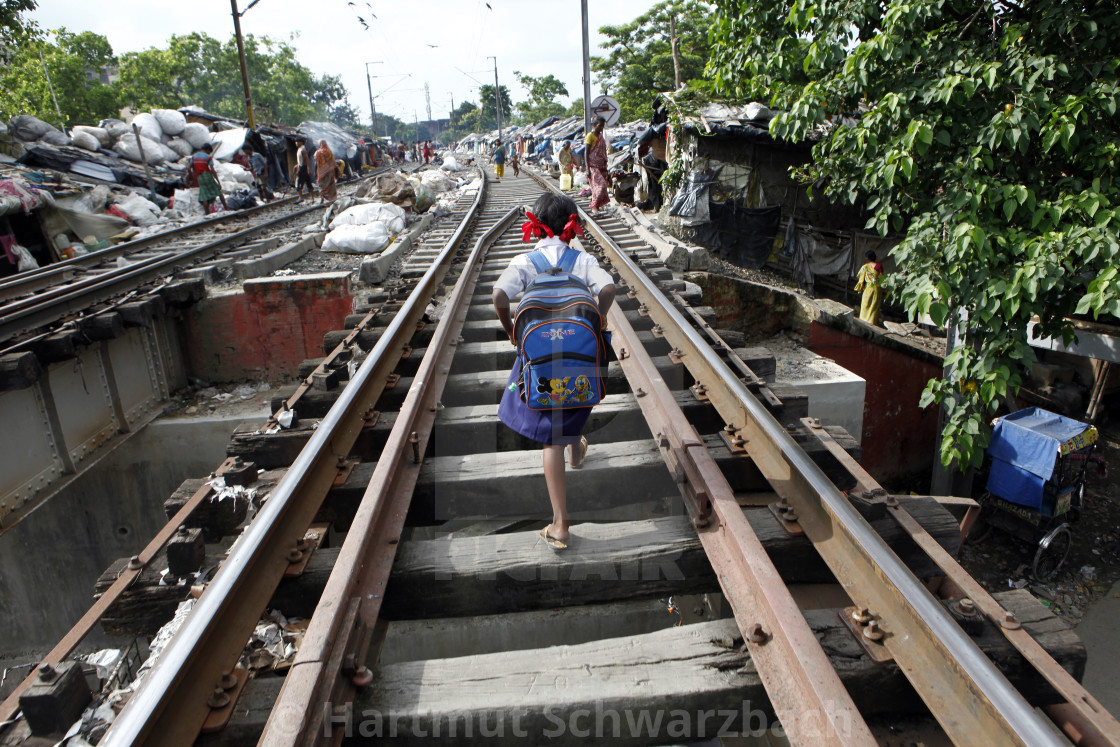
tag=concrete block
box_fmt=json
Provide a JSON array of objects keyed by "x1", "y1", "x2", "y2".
[
  {"x1": 774, "y1": 347, "x2": 866, "y2": 445},
  {"x1": 616, "y1": 205, "x2": 710, "y2": 271},
  {"x1": 233, "y1": 234, "x2": 318, "y2": 280},
  {"x1": 359, "y1": 211, "x2": 437, "y2": 286}
]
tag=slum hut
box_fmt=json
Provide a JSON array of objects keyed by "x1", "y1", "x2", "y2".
[{"x1": 652, "y1": 94, "x2": 899, "y2": 298}]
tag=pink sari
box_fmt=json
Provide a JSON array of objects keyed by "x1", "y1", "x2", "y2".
[{"x1": 587, "y1": 132, "x2": 610, "y2": 211}]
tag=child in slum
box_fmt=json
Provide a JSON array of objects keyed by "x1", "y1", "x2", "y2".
[
  {"x1": 491, "y1": 192, "x2": 616, "y2": 549},
  {"x1": 190, "y1": 143, "x2": 227, "y2": 214},
  {"x1": 294, "y1": 138, "x2": 314, "y2": 203},
  {"x1": 854, "y1": 250, "x2": 885, "y2": 326},
  {"x1": 510, "y1": 146, "x2": 520, "y2": 177}
]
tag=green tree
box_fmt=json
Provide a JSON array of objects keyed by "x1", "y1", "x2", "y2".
[
  {"x1": 476, "y1": 84, "x2": 513, "y2": 131},
  {"x1": 0, "y1": 28, "x2": 119, "y2": 125},
  {"x1": 446, "y1": 100, "x2": 479, "y2": 139},
  {"x1": 115, "y1": 32, "x2": 347, "y2": 125},
  {"x1": 592, "y1": 1, "x2": 713, "y2": 122},
  {"x1": 513, "y1": 71, "x2": 569, "y2": 124},
  {"x1": 708, "y1": 0, "x2": 1120, "y2": 468}
]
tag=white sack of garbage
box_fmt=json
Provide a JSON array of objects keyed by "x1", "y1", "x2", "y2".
[
  {"x1": 328, "y1": 202, "x2": 406, "y2": 233},
  {"x1": 166, "y1": 138, "x2": 193, "y2": 158},
  {"x1": 114, "y1": 192, "x2": 162, "y2": 226},
  {"x1": 322, "y1": 222, "x2": 392, "y2": 254},
  {"x1": 441, "y1": 155, "x2": 464, "y2": 171},
  {"x1": 215, "y1": 161, "x2": 254, "y2": 185},
  {"x1": 131, "y1": 112, "x2": 163, "y2": 142},
  {"x1": 180, "y1": 122, "x2": 212, "y2": 149},
  {"x1": 71, "y1": 125, "x2": 110, "y2": 147},
  {"x1": 71, "y1": 130, "x2": 100, "y2": 152},
  {"x1": 114, "y1": 133, "x2": 171, "y2": 164},
  {"x1": 421, "y1": 170, "x2": 455, "y2": 193},
  {"x1": 152, "y1": 109, "x2": 186, "y2": 136},
  {"x1": 171, "y1": 188, "x2": 203, "y2": 217}
]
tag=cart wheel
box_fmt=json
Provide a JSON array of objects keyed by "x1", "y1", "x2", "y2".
[{"x1": 1032, "y1": 523, "x2": 1072, "y2": 581}]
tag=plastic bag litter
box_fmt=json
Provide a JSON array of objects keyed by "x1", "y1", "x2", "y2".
[
  {"x1": 71, "y1": 130, "x2": 100, "y2": 152},
  {"x1": 441, "y1": 155, "x2": 464, "y2": 171},
  {"x1": 328, "y1": 202, "x2": 406, "y2": 232},
  {"x1": 462, "y1": 177, "x2": 483, "y2": 193},
  {"x1": 165, "y1": 137, "x2": 193, "y2": 158},
  {"x1": 73, "y1": 184, "x2": 110, "y2": 213},
  {"x1": 72, "y1": 125, "x2": 110, "y2": 147},
  {"x1": 171, "y1": 188, "x2": 202, "y2": 216},
  {"x1": 12, "y1": 244, "x2": 38, "y2": 272},
  {"x1": 152, "y1": 108, "x2": 186, "y2": 136},
  {"x1": 114, "y1": 193, "x2": 162, "y2": 226},
  {"x1": 420, "y1": 170, "x2": 455, "y2": 193},
  {"x1": 180, "y1": 122, "x2": 211, "y2": 149},
  {"x1": 409, "y1": 179, "x2": 435, "y2": 213},
  {"x1": 322, "y1": 222, "x2": 391, "y2": 254},
  {"x1": 573, "y1": 171, "x2": 588, "y2": 187},
  {"x1": 131, "y1": 112, "x2": 163, "y2": 142}
]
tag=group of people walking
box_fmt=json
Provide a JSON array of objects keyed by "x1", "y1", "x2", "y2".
[{"x1": 487, "y1": 116, "x2": 611, "y2": 215}]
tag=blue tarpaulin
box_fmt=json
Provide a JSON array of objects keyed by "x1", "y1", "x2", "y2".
[{"x1": 986, "y1": 407, "x2": 1091, "y2": 510}]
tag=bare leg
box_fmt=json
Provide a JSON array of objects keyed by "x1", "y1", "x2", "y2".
[{"x1": 542, "y1": 444, "x2": 569, "y2": 542}]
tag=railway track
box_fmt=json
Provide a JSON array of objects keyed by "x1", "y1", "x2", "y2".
[
  {"x1": 2, "y1": 164, "x2": 1117, "y2": 745},
  {"x1": 0, "y1": 167, "x2": 404, "y2": 346}
]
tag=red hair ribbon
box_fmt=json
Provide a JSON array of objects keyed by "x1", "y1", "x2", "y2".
[
  {"x1": 559, "y1": 214, "x2": 583, "y2": 244},
  {"x1": 521, "y1": 211, "x2": 554, "y2": 242}
]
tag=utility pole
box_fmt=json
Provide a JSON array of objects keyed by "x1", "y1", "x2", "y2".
[
  {"x1": 230, "y1": 0, "x2": 255, "y2": 128},
  {"x1": 487, "y1": 56, "x2": 502, "y2": 140},
  {"x1": 670, "y1": 14, "x2": 682, "y2": 90},
  {"x1": 365, "y1": 61, "x2": 383, "y2": 135},
  {"x1": 581, "y1": 0, "x2": 592, "y2": 136}
]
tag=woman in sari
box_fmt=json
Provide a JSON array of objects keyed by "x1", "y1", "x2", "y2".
[
  {"x1": 314, "y1": 139, "x2": 337, "y2": 203},
  {"x1": 585, "y1": 117, "x2": 610, "y2": 215}
]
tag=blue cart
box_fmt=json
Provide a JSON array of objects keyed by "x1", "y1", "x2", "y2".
[{"x1": 977, "y1": 407, "x2": 1101, "y2": 579}]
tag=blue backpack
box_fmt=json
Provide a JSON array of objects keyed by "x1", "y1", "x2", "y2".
[{"x1": 513, "y1": 248, "x2": 608, "y2": 411}]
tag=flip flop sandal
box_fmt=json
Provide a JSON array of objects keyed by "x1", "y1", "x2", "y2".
[
  {"x1": 568, "y1": 436, "x2": 589, "y2": 469},
  {"x1": 539, "y1": 525, "x2": 568, "y2": 550}
]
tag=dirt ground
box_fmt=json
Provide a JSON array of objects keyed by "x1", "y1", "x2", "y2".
[{"x1": 958, "y1": 426, "x2": 1118, "y2": 626}]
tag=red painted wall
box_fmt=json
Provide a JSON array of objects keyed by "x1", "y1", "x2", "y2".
[
  {"x1": 182, "y1": 273, "x2": 354, "y2": 382},
  {"x1": 809, "y1": 323, "x2": 941, "y2": 483}
]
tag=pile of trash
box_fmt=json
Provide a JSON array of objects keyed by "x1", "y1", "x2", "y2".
[
  {"x1": 11, "y1": 110, "x2": 210, "y2": 167},
  {"x1": 322, "y1": 201, "x2": 408, "y2": 254}
]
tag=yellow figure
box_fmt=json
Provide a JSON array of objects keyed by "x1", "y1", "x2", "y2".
[
  {"x1": 572, "y1": 375, "x2": 592, "y2": 402},
  {"x1": 854, "y1": 250, "x2": 884, "y2": 326}
]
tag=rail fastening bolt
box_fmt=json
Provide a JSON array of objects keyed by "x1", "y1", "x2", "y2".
[
  {"x1": 37, "y1": 663, "x2": 57, "y2": 682},
  {"x1": 958, "y1": 598, "x2": 977, "y2": 615},
  {"x1": 863, "y1": 620, "x2": 885, "y2": 642},
  {"x1": 208, "y1": 688, "x2": 231, "y2": 709},
  {"x1": 1001, "y1": 611, "x2": 1021, "y2": 630},
  {"x1": 747, "y1": 623, "x2": 770, "y2": 645},
  {"x1": 851, "y1": 607, "x2": 872, "y2": 625},
  {"x1": 220, "y1": 671, "x2": 238, "y2": 690}
]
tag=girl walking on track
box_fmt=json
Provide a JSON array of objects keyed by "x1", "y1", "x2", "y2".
[
  {"x1": 585, "y1": 117, "x2": 610, "y2": 215},
  {"x1": 492, "y1": 193, "x2": 616, "y2": 549}
]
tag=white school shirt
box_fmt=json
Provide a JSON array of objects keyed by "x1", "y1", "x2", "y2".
[{"x1": 493, "y1": 236, "x2": 614, "y2": 301}]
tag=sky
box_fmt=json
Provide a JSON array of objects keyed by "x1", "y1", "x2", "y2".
[{"x1": 30, "y1": 0, "x2": 658, "y2": 129}]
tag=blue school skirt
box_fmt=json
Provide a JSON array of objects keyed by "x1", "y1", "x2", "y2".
[{"x1": 497, "y1": 357, "x2": 591, "y2": 445}]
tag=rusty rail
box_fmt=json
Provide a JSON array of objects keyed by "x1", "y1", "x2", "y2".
[
  {"x1": 258, "y1": 205, "x2": 523, "y2": 745},
  {"x1": 98, "y1": 175, "x2": 487, "y2": 747},
  {"x1": 572, "y1": 201, "x2": 1064, "y2": 746}
]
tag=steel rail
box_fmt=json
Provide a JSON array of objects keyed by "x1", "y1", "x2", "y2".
[
  {"x1": 576, "y1": 207, "x2": 1063, "y2": 745},
  {"x1": 98, "y1": 176, "x2": 487, "y2": 747},
  {"x1": 0, "y1": 202, "x2": 325, "y2": 341},
  {"x1": 0, "y1": 194, "x2": 314, "y2": 306},
  {"x1": 806, "y1": 421, "x2": 1120, "y2": 744},
  {"x1": 259, "y1": 205, "x2": 522, "y2": 746},
  {"x1": 603, "y1": 288, "x2": 874, "y2": 744}
]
